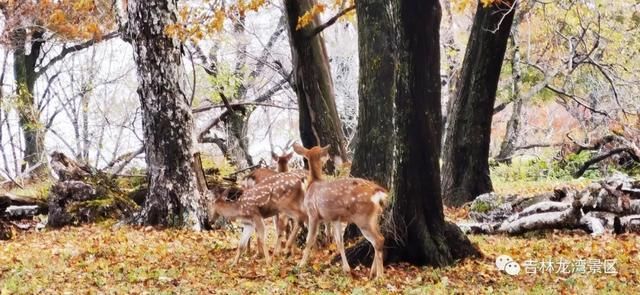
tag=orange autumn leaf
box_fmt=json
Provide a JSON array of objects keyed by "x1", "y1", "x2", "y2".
[{"x1": 296, "y1": 3, "x2": 326, "y2": 30}]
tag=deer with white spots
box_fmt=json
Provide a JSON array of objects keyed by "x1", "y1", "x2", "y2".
[
  {"x1": 293, "y1": 143, "x2": 387, "y2": 279},
  {"x1": 208, "y1": 169, "x2": 308, "y2": 265},
  {"x1": 241, "y1": 149, "x2": 307, "y2": 255}
]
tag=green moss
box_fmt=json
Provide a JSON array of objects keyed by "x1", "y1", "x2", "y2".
[{"x1": 470, "y1": 200, "x2": 493, "y2": 213}]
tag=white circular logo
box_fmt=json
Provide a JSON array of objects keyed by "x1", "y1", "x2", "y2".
[
  {"x1": 495, "y1": 255, "x2": 513, "y2": 271},
  {"x1": 504, "y1": 261, "x2": 521, "y2": 276}
]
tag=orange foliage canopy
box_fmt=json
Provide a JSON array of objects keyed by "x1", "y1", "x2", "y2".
[{"x1": 0, "y1": 0, "x2": 115, "y2": 44}]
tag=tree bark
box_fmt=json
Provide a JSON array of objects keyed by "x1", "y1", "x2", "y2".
[
  {"x1": 225, "y1": 109, "x2": 254, "y2": 169},
  {"x1": 284, "y1": 0, "x2": 348, "y2": 173},
  {"x1": 12, "y1": 28, "x2": 49, "y2": 177},
  {"x1": 346, "y1": 0, "x2": 480, "y2": 267},
  {"x1": 126, "y1": 0, "x2": 205, "y2": 229},
  {"x1": 344, "y1": 0, "x2": 397, "y2": 240},
  {"x1": 350, "y1": 0, "x2": 395, "y2": 189},
  {"x1": 496, "y1": 11, "x2": 524, "y2": 163},
  {"x1": 442, "y1": 1, "x2": 516, "y2": 207}
]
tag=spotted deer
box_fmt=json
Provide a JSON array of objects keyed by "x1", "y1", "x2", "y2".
[
  {"x1": 242, "y1": 151, "x2": 293, "y2": 187},
  {"x1": 293, "y1": 143, "x2": 387, "y2": 279},
  {"x1": 209, "y1": 170, "x2": 308, "y2": 264},
  {"x1": 241, "y1": 150, "x2": 306, "y2": 255}
]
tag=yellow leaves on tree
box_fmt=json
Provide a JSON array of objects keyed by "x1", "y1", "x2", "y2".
[
  {"x1": 236, "y1": 0, "x2": 266, "y2": 17},
  {"x1": 454, "y1": 0, "x2": 511, "y2": 12},
  {"x1": 295, "y1": 0, "x2": 357, "y2": 31},
  {"x1": 481, "y1": 0, "x2": 495, "y2": 8},
  {"x1": 3, "y1": 0, "x2": 115, "y2": 41},
  {"x1": 296, "y1": 4, "x2": 326, "y2": 30},
  {"x1": 166, "y1": 0, "x2": 268, "y2": 43},
  {"x1": 49, "y1": 9, "x2": 68, "y2": 26}
]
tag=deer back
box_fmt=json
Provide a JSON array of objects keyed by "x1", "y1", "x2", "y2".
[
  {"x1": 238, "y1": 171, "x2": 307, "y2": 220},
  {"x1": 304, "y1": 177, "x2": 387, "y2": 223},
  {"x1": 242, "y1": 168, "x2": 278, "y2": 188}
]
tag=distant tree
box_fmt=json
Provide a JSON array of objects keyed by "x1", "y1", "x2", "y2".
[
  {"x1": 283, "y1": 0, "x2": 348, "y2": 173},
  {"x1": 442, "y1": 0, "x2": 516, "y2": 207},
  {"x1": 125, "y1": 0, "x2": 205, "y2": 229},
  {"x1": 0, "y1": 0, "x2": 117, "y2": 176}
]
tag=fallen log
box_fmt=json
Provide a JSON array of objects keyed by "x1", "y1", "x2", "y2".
[
  {"x1": 1, "y1": 193, "x2": 48, "y2": 217},
  {"x1": 497, "y1": 201, "x2": 583, "y2": 235},
  {"x1": 579, "y1": 215, "x2": 605, "y2": 236},
  {"x1": 619, "y1": 215, "x2": 640, "y2": 233}
]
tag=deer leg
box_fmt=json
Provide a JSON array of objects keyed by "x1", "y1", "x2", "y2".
[
  {"x1": 254, "y1": 216, "x2": 271, "y2": 264},
  {"x1": 298, "y1": 217, "x2": 319, "y2": 268},
  {"x1": 359, "y1": 219, "x2": 385, "y2": 279},
  {"x1": 331, "y1": 221, "x2": 350, "y2": 273},
  {"x1": 273, "y1": 215, "x2": 282, "y2": 256},
  {"x1": 284, "y1": 220, "x2": 301, "y2": 256},
  {"x1": 232, "y1": 223, "x2": 255, "y2": 265}
]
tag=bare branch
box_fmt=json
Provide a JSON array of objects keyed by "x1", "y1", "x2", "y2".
[{"x1": 35, "y1": 31, "x2": 120, "y2": 78}]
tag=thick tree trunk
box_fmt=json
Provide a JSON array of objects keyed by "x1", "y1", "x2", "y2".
[
  {"x1": 284, "y1": 0, "x2": 348, "y2": 173},
  {"x1": 12, "y1": 29, "x2": 48, "y2": 177},
  {"x1": 350, "y1": 0, "x2": 395, "y2": 189},
  {"x1": 346, "y1": 0, "x2": 480, "y2": 267},
  {"x1": 345, "y1": 0, "x2": 397, "y2": 240},
  {"x1": 496, "y1": 12, "x2": 524, "y2": 163},
  {"x1": 126, "y1": 0, "x2": 205, "y2": 229},
  {"x1": 442, "y1": 1, "x2": 516, "y2": 207}
]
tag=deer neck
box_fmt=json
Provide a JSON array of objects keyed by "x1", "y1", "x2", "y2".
[
  {"x1": 277, "y1": 163, "x2": 289, "y2": 173},
  {"x1": 307, "y1": 159, "x2": 324, "y2": 183}
]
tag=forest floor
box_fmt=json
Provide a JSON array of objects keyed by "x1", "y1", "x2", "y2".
[{"x1": 1, "y1": 179, "x2": 639, "y2": 294}]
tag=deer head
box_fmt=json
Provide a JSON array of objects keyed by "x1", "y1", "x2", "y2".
[
  {"x1": 292, "y1": 143, "x2": 330, "y2": 181},
  {"x1": 271, "y1": 151, "x2": 294, "y2": 173}
]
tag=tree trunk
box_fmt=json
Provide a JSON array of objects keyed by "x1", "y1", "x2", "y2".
[
  {"x1": 226, "y1": 109, "x2": 253, "y2": 169},
  {"x1": 126, "y1": 0, "x2": 205, "y2": 229},
  {"x1": 442, "y1": 1, "x2": 516, "y2": 207},
  {"x1": 344, "y1": 0, "x2": 397, "y2": 241},
  {"x1": 496, "y1": 11, "x2": 524, "y2": 163},
  {"x1": 350, "y1": 0, "x2": 395, "y2": 189},
  {"x1": 284, "y1": 0, "x2": 348, "y2": 173},
  {"x1": 346, "y1": 0, "x2": 480, "y2": 267},
  {"x1": 12, "y1": 28, "x2": 49, "y2": 177}
]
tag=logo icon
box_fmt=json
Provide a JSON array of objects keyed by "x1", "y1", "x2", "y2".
[{"x1": 496, "y1": 255, "x2": 521, "y2": 276}]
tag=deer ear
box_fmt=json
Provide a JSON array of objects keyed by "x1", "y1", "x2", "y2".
[
  {"x1": 271, "y1": 151, "x2": 279, "y2": 162},
  {"x1": 321, "y1": 144, "x2": 331, "y2": 155},
  {"x1": 292, "y1": 143, "x2": 308, "y2": 156},
  {"x1": 284, "y1": 152, "x2": 294, "y2": 161}
]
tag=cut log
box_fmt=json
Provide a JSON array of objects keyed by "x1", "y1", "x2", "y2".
[
  {"x1": 619, "y1": 215, "x2": 640, "y2": 233},
  {"x1": 515, "y1": 201, "x2": 571, "y2": 218},
  {"x1": 579, "y1": 215, "x2": 605, "y2": 236},
  {"x1": 584, "y1": 211, "x2": 618, "y2": 228},
  {"x1": 497, "y1": 201, "x2": 583, "y2": 234},
  {"x1": 5, "y1": 205, "x2": 43, "y2": 218},
  {"x1": 457, "y1": 222, "x2": 499, "y2": 235},
  {"x1": 1, "y1": 193, "x2": 48, "y2": 218}
]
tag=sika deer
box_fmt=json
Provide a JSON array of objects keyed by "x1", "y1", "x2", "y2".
[
  {"x1": 293, "y1": 143, "x2": 387, "y2": 279},
  {"x1": 209, "y1": 170, "x2": 308, "y2": 264},
  {"x1": 241, "y1": 150, "x2": 304, "y2": 255},
  {"x1": 242, "y1": 151, "x2": 293, "y2": 187}
]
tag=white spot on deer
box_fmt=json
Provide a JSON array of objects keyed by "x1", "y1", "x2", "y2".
[{"x1": 371, "y1": 192, "x2": 387, "y2": 205}]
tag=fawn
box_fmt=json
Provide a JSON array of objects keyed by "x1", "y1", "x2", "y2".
[
  {"x1": 241, "y1": 150, "x2": 305, "y2": 255},
  {"x1": 293, "y1": 143, "x2": 387, "y2": 279},
  {"x1": 209, "y1": 168, "x2": 308, "y2": 264}
]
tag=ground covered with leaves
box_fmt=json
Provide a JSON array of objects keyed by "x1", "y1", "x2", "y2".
[{"x1": 1, "y1": 219, "x2": 638, "y2": 294}]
